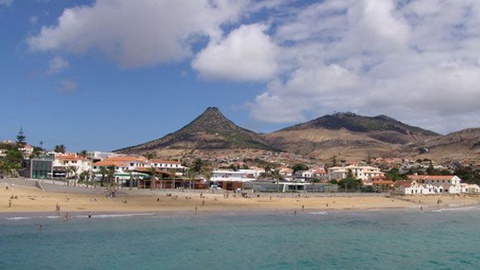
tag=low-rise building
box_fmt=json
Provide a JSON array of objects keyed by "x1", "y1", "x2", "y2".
[{"x1": 328, "y1": 165, "x2": 383, "y2": 181}]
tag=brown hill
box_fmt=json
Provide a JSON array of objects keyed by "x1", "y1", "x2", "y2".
[
  {"x1": 115, "y1": 108, "x2": 480, "y2": 163},
  {"x1": 263, "y1": 112, "x2": 439, "y2": 160},
  {"x1": 115, "y1": 107, "x2": 275, "y2": 156},
  {"x1": 399, "y1": 128, "x2": 480, "y2": 163}
]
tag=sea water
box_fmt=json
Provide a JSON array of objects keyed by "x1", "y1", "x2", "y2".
[{"x1": 1, "y1": 207, "x2": 480, "y2": 270}]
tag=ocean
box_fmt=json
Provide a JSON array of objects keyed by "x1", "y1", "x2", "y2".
[{"x1": 1, "y1": 207, "x2": 479, "y2": 270}]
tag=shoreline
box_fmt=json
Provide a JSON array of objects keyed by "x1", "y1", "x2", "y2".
[{"x1": 2, "y1": 185, "x2": 480, "y2": 216}]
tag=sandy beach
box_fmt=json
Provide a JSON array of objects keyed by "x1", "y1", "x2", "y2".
[{"x1": 2, "y1": 183, "x2": 480, "y2": 215}]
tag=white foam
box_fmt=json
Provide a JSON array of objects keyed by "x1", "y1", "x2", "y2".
[
  {"x1": 4, "y1": 216, "x2": 32, "y2": 220},
  {"x1": 90, "y1": 213, "x2": 155, "y2": 219},
  {"x1": 308, "y1": 211, "x2": 328, "y2": 215}
]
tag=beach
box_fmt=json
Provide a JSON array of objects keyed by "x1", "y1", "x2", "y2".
[
  {"x1": 3, "y1": 183, "x2": 480, "y2": 269},
  {"x1": 2, "y1": 182, "x2": 480, "y2": 214}
]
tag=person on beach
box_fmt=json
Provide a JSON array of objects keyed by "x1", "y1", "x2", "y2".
[{"x1": 88, "y1": 212, "x2": 92, "y2": 219}]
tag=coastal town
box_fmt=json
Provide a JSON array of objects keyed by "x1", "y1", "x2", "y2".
[{"x1": 1, "y1": 137, "x2": 479, "y2": 197}]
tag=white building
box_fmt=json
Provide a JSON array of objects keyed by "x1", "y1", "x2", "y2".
[
  {"x1": 91, "y1": 156, "x2": 148, "y2": 183},
  {"x1": 461, "y1": 183, "x2": 480, "y2": 194},
  {"x1": 394, "y1": 175, "x2": 469, "y2": 195},
  {"x1": 210, "y1": 169, "x2": 257, "y2": 182},
  {"x1": 328, "y1": 165, "x2": 384, "y2": 181},
  {"x1": 53, "y1": 153, "x2": 91, "y2": 178},
  {"x1": 148, "y1": 159, "x2": 185, "y2": 175},
  {"x1": 408, "y1": 175, "x2": 462, "y2": 194}
]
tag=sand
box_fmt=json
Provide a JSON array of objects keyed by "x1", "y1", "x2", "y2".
[{"x1": 2, "y1": 184, "x2": 480, "y2": 215}]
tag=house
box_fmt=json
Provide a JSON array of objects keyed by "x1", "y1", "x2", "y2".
[
  {"x1": 293, "y1": 168, "x2": 328, "y2": 182},
  {"x1": 53, "y1": 153, "x2": 91, "y2": 179},
  {"x1": 148, "y1": 159, "x2": 185, "y2": 175},
  {"x1": 210, "y1": 169, "x2": 256, "y2": 183},
  {"x1": 372, "y1": 180, "x2": 395, "y2": 192},
  {"x1": 328, "y1": 165, "x2": 384, "y2": 181},
  {"x1": 460, "y1": 183, "x2": 480, "y2": 194},
  {"x1": 18, "y1": 144, "x2": 34, "y2": 158},
  {"x1": 407, "y1": 175, "x2": 462, "y2": 194},
  {"x1": 393, "y1": 180, "x2": 438, "y2": 195},
  {"x1": 91, "y1": 155, "x2": 148, "y2": 184}
]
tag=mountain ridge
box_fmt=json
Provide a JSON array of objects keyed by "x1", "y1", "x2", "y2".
[
  {"x1": 115, "y1": 107, "x2": 479, "y2": 163},
  {"x1": 116, "y1": 107, "x2": 275, "y2": 154}
]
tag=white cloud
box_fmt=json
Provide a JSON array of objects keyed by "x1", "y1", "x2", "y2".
[
  {"x1": 28, "y1": 0, "x2": 249, "y2": 68},
  {"x1": 250, "y1": 0, "x2": 480, "y2": 133},
  {"x1": 27, "y1": 0, "x2": 480, "y2": 133},
  {"x1": 48, "y1": 56, "x2": 69, "y2": 73},
  {"x1": 192, "y1": 24, "x2": 279, "y2": 82}
]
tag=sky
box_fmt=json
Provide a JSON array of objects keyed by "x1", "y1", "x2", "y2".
[{"x1": 1, "y1": 0, "x2": 480, "y2": 152}]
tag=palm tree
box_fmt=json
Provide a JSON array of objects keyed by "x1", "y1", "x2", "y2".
[
  {"x1": 99, "y1": 166, "x2": 108, "y2": 187},
  {"x1": 186, "y1": 169, "x2": 197, "y2": 189},
  {"x1": 106, "y1": 165, "x2": 116, "y2": 195},
  {"x1": 272, "y1": 169, "x2": 283, "y2": 192},
  {"x1": 54, "y1": 144, "x2": 66, "y2": 153},
  {"x1": 77, "y1": 150, "x2": 88, "y2": 158},
  {"x1": 149, "y1": 167, "x2": 157, "y2": 190},
  {"x1": 202, "y1": 169, "x2": 213, "y2": 189}
]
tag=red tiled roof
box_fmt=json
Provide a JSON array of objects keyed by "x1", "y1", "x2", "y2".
[
  {"x1": 408, "y1": 175, "x2": 456, "y2": 181},
  {"x1": 93, "y1": 161, "x2": 128, "y2": 167}
]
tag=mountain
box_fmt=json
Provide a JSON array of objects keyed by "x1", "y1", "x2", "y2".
[
  {"x1": 263, "y1": 112, "x2": 440, "y2": 160},
  {"x1": 399, "y1": 128, "x2": 480, "y2": 162},
  {"x1": 116, "y1": 108, "x2": 479, "y2": 163},
  {"x1": 116, "y1": 107, "x2": 275, "y2": 155}
]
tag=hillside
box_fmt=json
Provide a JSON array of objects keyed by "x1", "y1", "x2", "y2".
[
  {"x1": 116, "y1": 107, "x2": 275, "y2": 155},
  {"x1": 115, "y1": 108, "x2": 480, "y2": 163},
  {"x1": 263, "y1": 112, "x2": 440, "y2": 160},
  {"x1": 399, "y1": 128, "x2": 480, "y2": 163}
]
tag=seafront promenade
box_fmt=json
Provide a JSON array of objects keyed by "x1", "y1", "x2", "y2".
[{"x1": 2, "y1": 177, "x2": 479, "y2": 215}]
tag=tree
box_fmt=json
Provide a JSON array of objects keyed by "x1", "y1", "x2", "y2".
[
  {"x1": 77, "y1": 150, "x2": 88, "y2": 158},
  {"x1": 16, "y1": 127, "x2": 26, "y2": 147},
  {"x1": 186, "y1": 168, "x2": 197, "y2": 189},
  {"x1": 54, "y1": 144, "x2": 66, "y2": 153},
  {"x1": 192, "y1": 158, "x2": 204, "y2": 173},
  {"x1": 149, "y1": 166, "x2": 157, "y2": 190},
  {"x1": 99, "y1": 166, "x2": 108, "y2": 187},
  {"x1": 338, "y1": 176, "x2": 363, "y2": 192},
  {"x1": 3, "y1": 147, "x2": 24, "y2": 176},
  {"x1": 30, "y1": 146, "x2": 43, "y2": 159},
  {"x1": 384, "y1": 168, "x2": 405, "y2": 181},
  {"x1": 106, "y1": 165, "x2": 116, "y2": 195},
  {"x1": 292, "y1": 163, "x2": 308, "y2": 173},
  {"x1": 143, "y1": 152, "x2": 157, "y2": 160},
  {"x1": 79, "y1": 171, "x2": 89, "y2": 186}
]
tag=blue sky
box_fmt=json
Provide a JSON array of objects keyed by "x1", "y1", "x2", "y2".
[{"x1": 1, "y1": 0, "x2": 480, "y2": 152}]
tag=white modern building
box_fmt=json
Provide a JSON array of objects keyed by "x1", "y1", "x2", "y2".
[
  {"x1": 148, "y1": 159, "x2": 185, "y2": 175},
  {"x1": 328, "y1": 165, "x2": 384, "y2": 181},
  {"x1": 52, "y1": 153, "x2": 91, "y2": 178},
  {"x1": 210, "y1": 169, "x2": 257, "y2": 182},
  {"x1": 394, "y1": 175, "x2": 472, "y2": 195}
]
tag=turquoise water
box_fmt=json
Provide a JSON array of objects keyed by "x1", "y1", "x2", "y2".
[{"x1": 1, "y1": 207, "x2": 480, "y2": 270}]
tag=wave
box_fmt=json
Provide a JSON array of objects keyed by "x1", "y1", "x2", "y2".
[
  {"x1": 87, "y1": 213, "x2": 155, "y2": 219},
  {"x1": 4, "y1": 216, "x2": 32, "y2": 220},
  {"x1": 307, "y1": 211, "x2": 328, "y2": 215}
]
